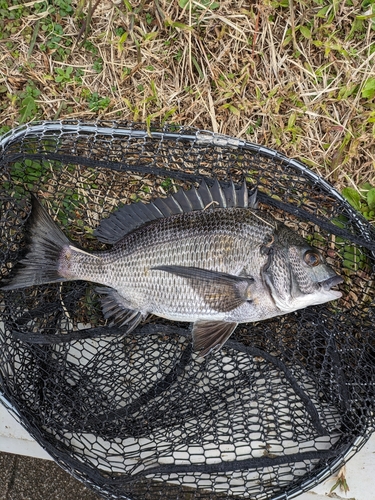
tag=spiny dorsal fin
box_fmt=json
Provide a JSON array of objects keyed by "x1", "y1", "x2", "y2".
[{"x1": 94, "y1": 180, "x2": 257, "y2": 244}]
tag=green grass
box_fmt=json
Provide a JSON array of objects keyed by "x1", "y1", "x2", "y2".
[{"x1": 0, "y1": 0, "x2": 373, "y2": 194}]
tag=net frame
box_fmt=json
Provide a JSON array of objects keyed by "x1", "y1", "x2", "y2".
[{"x1": 0, "y1": 120, "x2": 374, "y2": 500}]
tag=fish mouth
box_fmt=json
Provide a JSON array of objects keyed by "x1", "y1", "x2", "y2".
[{"x1": 320, "y1": 275, "x2": 344, "y2": 295}]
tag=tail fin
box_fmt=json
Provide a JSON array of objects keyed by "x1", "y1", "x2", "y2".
[{"x1": 2, "y1": 195, "x2": 71, "y2": 290}]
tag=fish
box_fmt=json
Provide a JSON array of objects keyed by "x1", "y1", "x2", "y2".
[{"x1": 1, "y1": 180, "x2": 343, "y2": 356}]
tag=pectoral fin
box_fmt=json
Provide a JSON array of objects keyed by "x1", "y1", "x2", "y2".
[
  {"x1": 152, "y1": 265, "x2": 254, "y2": 312},
  {"x1": 193, "y1": 320, "x2": 238, "y2": 356}
]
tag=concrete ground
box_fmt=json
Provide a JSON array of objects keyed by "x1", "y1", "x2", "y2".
[
  {"x1": 2, "y1": 433, "x2": 375, "y2": 500},
  {"x1": 0, "y1": 451, "x2": 101, "y2": 500},
  {"x1": 2, "y1": 391, "x2": 375, "y2": 500}
]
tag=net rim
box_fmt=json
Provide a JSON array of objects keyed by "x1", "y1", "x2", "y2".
[
  {"x1": 0, "y1": 119, "x2": 374, "y2": 500},
  {"x1": 1, "y1": 119, "x2": 372, "y2": 249}
]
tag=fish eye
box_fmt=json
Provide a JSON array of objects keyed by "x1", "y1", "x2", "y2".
[{"x1": 303, "y1": 250, "x2": 321, "y2": 267}]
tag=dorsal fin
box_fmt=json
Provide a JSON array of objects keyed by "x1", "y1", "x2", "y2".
[{"x1": 94, "y1": 180, "x2": 257, "y2": 244}]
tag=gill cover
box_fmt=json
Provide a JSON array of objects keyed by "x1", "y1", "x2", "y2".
[{"x1": 262, "y1": 234, "x2": 343, "y2": 312}]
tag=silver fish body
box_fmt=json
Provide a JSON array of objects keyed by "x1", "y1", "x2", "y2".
[
  {"x1": 63, "y1": 208, "x2": 276, "y2": 321},
  {"x1": 2, "y1": 181, "x2": 343, "y2": 355}
]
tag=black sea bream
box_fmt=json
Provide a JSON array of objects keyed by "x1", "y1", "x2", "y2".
[{"x1": 2, "y1": 181, "x2": 343, "y2": 355}]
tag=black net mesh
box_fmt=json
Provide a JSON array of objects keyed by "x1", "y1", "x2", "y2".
[{"x1": 0, "y1": 121, "x2": 374, "y2": 500}]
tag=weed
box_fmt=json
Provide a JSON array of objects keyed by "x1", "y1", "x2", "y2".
[
  {"x1": 52, "y1": 0, "x2": 74, "y2": 17},
  {"x1": 362, "y1": 78, "x2": 375, "y2": 100},
  {"x1": 342, "y1": 184, "x2": 375, "y2": 221},
  {"x1": 83, "y1": 40, "x2": 99, "y2": 54},
  {"x1": 40, "y1": 20, "x2": 62, "y2": 44},
  {"x1": 93, "y1": 59, "x2": 103, "y2": 73},
  {"x1": 179, "y1": 0, "x2": 220, "y2": 10},
  {"x1": 0, "y1": 0, "x2": 374, "y2": 200},
  {"x1": 0, "y1": 125, "x2": 11, "y2": 136},
  {"x1": 86, "y1": 93, "x2": 111, "y2": 112},
  {"x1": 160, "y1": 178, "x2": 173, "y2": 191},
  {"x1": 18, "y1": 84, "x2": 41, "y2": 123},
  {"x1": 55, "y1": 66, "x2": 74, "y2": 84},
  {"x1": 330, "y1": 183, "x2": 375, "y2": 273},
  {"x1": 145, "y1": 12, "x2": 153, "y2": 25},
  {"x1": 74, "y1": 68, "x2": 84, "y2": 84},
  {"x1": 330, "y1": 466, "x2": 350, "y2": 495},
  {"x1": 6, "y1": 159, "x2": 52, "y2": 198}
]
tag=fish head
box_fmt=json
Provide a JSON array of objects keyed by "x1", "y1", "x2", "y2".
[{"x1": 262, "y1": 227, "x2": 343, "y2": 313}]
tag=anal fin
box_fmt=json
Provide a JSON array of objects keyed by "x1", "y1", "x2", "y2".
[
  {"x1": 193, "y1": 320, "x2": 238, "y2": 357},
  {"x1": 96, "y1": 287, "x2": 147, "y2": 333}
]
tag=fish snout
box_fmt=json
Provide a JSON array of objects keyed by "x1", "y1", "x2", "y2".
[{"x1": 321, "y1": 274, "x2": 343, "y2": 291}]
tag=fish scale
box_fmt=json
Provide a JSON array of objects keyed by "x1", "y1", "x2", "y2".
[
  {"x1": 1, "y1": 181, "x2": 343, "y2": 356},
  {"x1": 95, "y1": 210, "x2": 272, "y2": 315}
]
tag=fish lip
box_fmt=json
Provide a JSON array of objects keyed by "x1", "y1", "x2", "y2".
[{"x1": 320, "y1": 275, "x2": 344, "y2": 291}]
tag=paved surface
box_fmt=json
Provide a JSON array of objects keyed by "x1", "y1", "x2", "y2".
[
  {"x1": 0, "y1": 451, "x2": 101, "y2": 500},
  {"x1": 2, "y1": 433, "x2": 375, "y2": 500}
]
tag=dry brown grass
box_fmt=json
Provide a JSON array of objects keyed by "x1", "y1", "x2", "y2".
[{"x1": 0, "y1": 0, "x2": 374, "y2": 191}]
